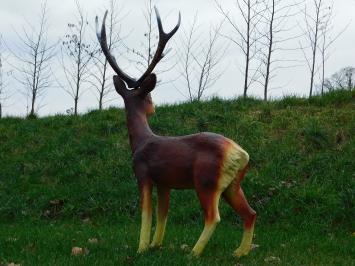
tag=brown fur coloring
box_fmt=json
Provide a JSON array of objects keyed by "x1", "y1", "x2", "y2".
[{"x1": 96, "y1": 7, "x2": 256, "y2": 257}]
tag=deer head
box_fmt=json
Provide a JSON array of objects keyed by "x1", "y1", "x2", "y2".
[{"x1": 96, "y1": 7, "x2": 180, "y2": 116}]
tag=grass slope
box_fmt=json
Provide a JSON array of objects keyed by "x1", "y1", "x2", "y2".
[{"x1": 0, "y1": 90, "x2": 354, "y2": 265}]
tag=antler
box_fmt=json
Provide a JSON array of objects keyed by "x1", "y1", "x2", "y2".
[
  {"x1": 96, "y1": 11, "x2": 137, "y2": 88},
  {"x1": 96, "y1": 7, "x2": 181, "y2": 89},
  {"x1": 135, "y1": 7, "x2": 181, "y2": 86}
]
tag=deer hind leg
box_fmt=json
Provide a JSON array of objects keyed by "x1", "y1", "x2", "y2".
[
  {"x1": 222, "y1": 166, "x2": 256, "y2": 257},
  {"x1": 137, "y1": 179, "x2": 153, "y2": 253},
  {"x1": 191, "y1": 189, "x2": 221, "y2": 257},
  {"x1": 150, "y1": 186, "x2": 170, "y2": 248}
]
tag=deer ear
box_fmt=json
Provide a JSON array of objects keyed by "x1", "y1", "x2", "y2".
[
  {"x1": 139, "y1": 74, "x2": 157, "y2": 96},
  {"x1": 113, "y1": 75, "x2": 128, "y2": 97}
]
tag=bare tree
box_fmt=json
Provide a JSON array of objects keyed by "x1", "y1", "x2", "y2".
[
  {"x1": 344, "y1": 67, "x2": 355, "y2": 91},
  {"x1": 216, "y1": 0, "x2": 264, "y2": 98},
  {"x1": 0, "y1": 38, "x2": 4, "y2": 118},
  {"x1": 323, "y1": 66, "x2": 355, "y2": 91},
  {"x1": 177, "y1": 14, "x2": 227, "y2": 102},
  {"x1": 318, "y1": 1, "x2": 348, "y2": 95},
  {"x1": 9, "y1": 1, "x2": 56, "y2": 117},
  {"x1": 318, "y1": 2, "x2": 332, "y2": 95},
  {"x1": 60, "y1": 0, "x2": 95, "y2": 115},
  {"x1": 0, "y1": 36, "x2": 11, "y2": 118},
  {"x1": 258, "y1": 0, "x2": 302, "y2": 101},
  {"x1": 300, "y1": 0, "x2": 331, "y2": 98},
  {"x1": 92, "y1": 0, "x2": 125, "y2": 110}
]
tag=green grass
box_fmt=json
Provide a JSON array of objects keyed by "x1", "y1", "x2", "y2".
[
  {"x1": 1, "y1": 222, "x2": 354, "y2": 265},
  {"x1": 0, "y1": 89, "x2": 354, "y2": 265}
]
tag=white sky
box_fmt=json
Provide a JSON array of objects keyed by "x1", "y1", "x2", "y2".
[{"x1": 1, "y1": 0, "x2": 355, "y2": 117}]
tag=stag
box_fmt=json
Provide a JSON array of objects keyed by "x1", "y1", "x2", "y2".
[{"x1": 96, "y1": 8, "x2": 256, "y2": 257}]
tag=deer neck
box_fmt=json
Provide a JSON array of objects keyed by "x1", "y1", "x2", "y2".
[{"x1": 125, "y1": 108, "x2": 154, "y2": 153}]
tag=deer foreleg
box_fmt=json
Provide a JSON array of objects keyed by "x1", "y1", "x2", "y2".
[
  {"x1": 150, "y1": 187, "x2": 170, "y2": 248},
  {"x1": 137, "y1": 180, "x2": 153, "y2": 253}
]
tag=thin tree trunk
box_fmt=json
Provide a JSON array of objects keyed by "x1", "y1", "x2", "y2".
[
  {"x1": 309, "y1": 52, "x2": 316, "y2": 97},
  {"x1": 99, "y1": 59, "x2": 108, "y2": 110},
  {"x1": 244, "y1": 50, "x2": 250, "y2": 98},
  {"x1": 75, "y1": 45, "x2": 81, "y2": 115},
  {"x1": 74, "y1": 96, "x2": 78, "y2": 115},
  {"x1": 74, "y1": 68, "x2": 80, "y2": 115},
  {"x1": 75, "y1": 39, "x2": 80, "y2": 116},
  {"x1": 74, "y1": 15, "x2": 83, "y2": 116},
  {"x1": 99, "y1": 91, "x2": 103, "y2": 110},
  {"x1": 264, "y1": 0, "x2": 275, "y2": 101},
  {"x1": 30, "y1": 90, "x2": 36, "y2": 116},
  {"x1": 243, "y1": 0, "x2": 251, "y2": 98},
  {"x1": 309, "y1": 0, "x2": 321, "y2": 98},
  {"x1": 321, "y1": 52, "x2": 325, "y2": 95},
  {"x1": 30, "y1": 51, "x2": 38, "y2": 116},
  {"x1": 320, "y1": 25, "x2": 326, "y2": 96}
]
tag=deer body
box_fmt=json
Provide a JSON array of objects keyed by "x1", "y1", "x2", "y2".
[
  {"x1": 132, "y1": 132, "x2": 247, "y2": 190},
  {"x1": 96, "y1": 8, "x2": 256, "y2": 257}
]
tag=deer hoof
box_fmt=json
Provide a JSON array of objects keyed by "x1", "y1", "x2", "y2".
[
  {"x1": 188, "y1": 252, "x2": 200, "y2": 260},
  {"x1": 137, "y1": 246, "x2": 149, "y2": 254},
  {"x1": 190, "y1": 250, "x2": 202, "y2": 258},
  {"x1": 234, "y1": 247, "x2": 250, "y2": 258},
  {"x1": 149, "y1": 242, "x2": 162, "y2": 249}
]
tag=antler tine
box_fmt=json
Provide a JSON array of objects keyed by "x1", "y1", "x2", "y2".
[
  {"x1": 155, "y1": 7, "x2": 181, "y2": 39},
  {"x1": 96, "y1": 11, "x2": 137, "y2": 88},
  {"x1": 135, "y1": 7, "x2": 181, "y2": 85}
]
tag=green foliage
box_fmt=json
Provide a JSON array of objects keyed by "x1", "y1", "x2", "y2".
[
  {"x1": 275, "y1": 95, "x2": 308, "y2": 108},
  {"x1": 309, "y1": 89, "x2": 355, "y2": 107},
  {"x1": 0, "y1": 89, "x2": 354, "y2": 264}
]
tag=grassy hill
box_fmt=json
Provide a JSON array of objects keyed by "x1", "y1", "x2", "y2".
[{"x1": 0, "y1": 90, "x2": 354, "y2": 265}]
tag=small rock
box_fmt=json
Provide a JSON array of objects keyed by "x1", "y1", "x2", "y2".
[
  {"x1": 50, "y1": 199, "x2": 63, "y2": 205},
  {"x1": 88, "y1": 238, "x2": 98, "y2": 244},
  {"x1": 180, "y1": 244, "x2": 189, "y2": 251},
  {"x1": 251, "y1": 244, "x2": 260, "y2": 250},
  {"x1": 71, "y1": 247, "x2": 88, "y2": 255},
  {"x1": 126, "y1": 256, "x2": 134, "y2": 263},
  {"x1": 82, "y1": 218, "x2": 91, "y2": 224},
  {"x1": 264, "y1": 256, "x2": 281, "y2": 263}
]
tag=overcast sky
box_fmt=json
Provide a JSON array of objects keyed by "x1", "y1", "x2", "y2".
[{"x1": 1, "y1": 0, "x2": 354, "y2": 117}]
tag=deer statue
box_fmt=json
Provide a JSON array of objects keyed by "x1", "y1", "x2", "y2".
[{"x1": 96, "y1": 7, "x2": 256, "y2": 258}]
